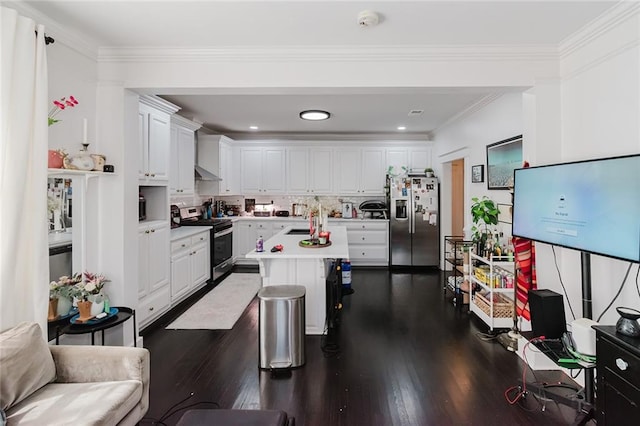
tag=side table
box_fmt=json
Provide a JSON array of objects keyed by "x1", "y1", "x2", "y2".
[{"x1": 54, "y1": 306, "x2": 136, "y2": 346}]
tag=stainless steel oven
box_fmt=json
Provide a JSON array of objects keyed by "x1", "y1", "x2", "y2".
[{"x1": 213, "y1": 221, "x2": 233, "y2": 280}]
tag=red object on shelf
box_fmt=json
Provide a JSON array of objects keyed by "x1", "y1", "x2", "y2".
[{"x1": 48, "y1": 150, "x2": 64, "y2": 168}]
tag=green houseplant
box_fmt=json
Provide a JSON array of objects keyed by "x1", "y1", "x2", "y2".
[{"x1": 470, "y1": 196, "x2": 500, "y2": 251}]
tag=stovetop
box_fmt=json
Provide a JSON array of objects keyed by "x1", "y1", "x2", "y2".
[{"x1": 180, "y1": 217, "x2": 232, "y2": 231}]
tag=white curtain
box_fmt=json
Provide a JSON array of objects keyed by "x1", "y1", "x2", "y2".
[{"x1": 0, "y1": 7, "x2": 49, "y2": 334}]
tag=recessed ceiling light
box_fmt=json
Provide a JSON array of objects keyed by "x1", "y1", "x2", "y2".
[
  {"x1": 249, "y1": 126, "x2": 258, "y2": 130},
  {"x1": 300, "y1": 110, "x2": 330, "y2": 121},
  {"x1": 397, "y1": 126, "x2": 406, "y2": 131}
]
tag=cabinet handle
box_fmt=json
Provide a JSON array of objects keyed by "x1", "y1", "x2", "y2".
[
  {"x1": 149, "y1": 307, "x2": 154, "y2": 311},
  {"x1": 181, "y1": 244, "x2": 186, "y2": 247},
  {"x1": 151, "y1": 173, "x2": 156, "y2": 177},
  {"x1": 145, "y1": 230, "x2": 150, "y2": 234},
  {"x1": 616, "y1": 358, "x2": 629, "y2": 371},
  {"x1": 200, "y1": 237, "x2": 204, "y2": 241},
  {"x1": 150, "y1": 229, "x2": 155, "y2": 233},
  {"x1": 145, "y1": 173, "x2": 150, "y2": 177},
  {"x1": 362, "y1": 237, "x2": 365, "y2": 241}
]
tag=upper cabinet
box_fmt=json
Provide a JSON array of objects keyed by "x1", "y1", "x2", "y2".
[
  {"x1": 385, "y1": 147, "x2": 432, "y2": 175},
  {"x1": 197, "y1": 134, "x2": 239, "y2": 195},
  {"x1": 169, "y1": 115, "x2": 201, "y2": 195},
  {"x1": 241, "y1": 147, "x2": 286, "y2": 194},
  {"x1": 286, "y1": 147, "x2": 333, "y2": 195},
  {"x1": 335, "y1": 147, "x2": 386, "y2": 195},
  {"x1": 138, "y1": 96, "x2": 180, "y2": 184}
]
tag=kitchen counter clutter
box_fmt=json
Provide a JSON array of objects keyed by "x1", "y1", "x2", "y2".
[{"x1": 246, "y1": 226, "x2": 349, "y2": 334}]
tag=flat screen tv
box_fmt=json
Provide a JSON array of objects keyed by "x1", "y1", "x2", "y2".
[{"x1": 512, "y1": 154, "x2": 640, "y2": 263}]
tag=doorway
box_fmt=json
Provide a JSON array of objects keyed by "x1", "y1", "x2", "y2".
[{"x1": 451, "y1": 159, "x2": 464, "y2": 236}]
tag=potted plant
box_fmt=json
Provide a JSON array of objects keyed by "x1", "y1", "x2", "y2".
[
  {"x1": 49, "y1": 273, "x2": 82, "y2": 319},
  {"x1": 424, "y1": 167, "x2": 435, "y2": 177},
  {"x1": 74, "y1": 271, "x2": 110, "y2": 320},
  {"x1": 470, "y1": 196, "x2": 500, "y2": 254}
]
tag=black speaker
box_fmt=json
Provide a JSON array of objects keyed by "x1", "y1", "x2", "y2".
[{"x1": 528, "y1": 289, "x2": 566, "y2": 339}]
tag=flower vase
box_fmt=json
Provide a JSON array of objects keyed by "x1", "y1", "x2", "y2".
[
  {"x1": 77, "y1": 300, "x2": 93, "y2": 322},
  {"x1": 88, "y1": 294, "x2": 104, "y2": 317},
  {"x1": 56, "y1": 297, "x2": 73, "y2": 317},
  {"x1": 48, "y1": 298, "x2": 59, "y2": 321},
  {"x1": 48, "y1": 150, "x2": 65, "y2": 168}
]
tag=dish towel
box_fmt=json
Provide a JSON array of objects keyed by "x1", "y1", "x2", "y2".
[{"x1": 513, "y1": 237, "x2": 537, "y2": 320}]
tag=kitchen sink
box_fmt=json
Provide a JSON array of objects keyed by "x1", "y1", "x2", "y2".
[{"x1": 286, "y1": 228, "x2": 311, "y2": 235}]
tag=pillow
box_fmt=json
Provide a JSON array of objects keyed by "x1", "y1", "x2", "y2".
[{"x1": 0, "y1": 322, "x2": 56, "y2": 411}]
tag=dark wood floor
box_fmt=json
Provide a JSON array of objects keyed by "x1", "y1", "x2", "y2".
[{"x1": 140, "y1": 268, "x2": 592, "y2": 425}]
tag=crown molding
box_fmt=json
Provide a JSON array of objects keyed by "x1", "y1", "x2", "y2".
[
  {"x1": 431, "y1": 93, "x2": 504, "y2": 136},
  {"x1": 225, "y1": 131, "x2": 432, "y2": 142},
  {"x1": 98, "y1": 44, "x2": 559, "y2": 63},
  {"x1": 2, "y1": 1, "x2": 98, "y2": 60},
  {"x1": 139, "y1": 95, "x2": 181, "y2": 114},
  {"x1": 171, "y1": 114, "x2": 203, "y2": 132},
  {"x1": 559, "y1": 1, "x2": 640, "y2": 58}
]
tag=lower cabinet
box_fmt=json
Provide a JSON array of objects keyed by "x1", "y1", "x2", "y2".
[
  {"x1": 170, "y1": 231, "x2": 210, "y2": 304},
  {"x1": 138, "y1": 221, "x2": 170, "y2": 327},
  {"x1": 334, "y1": 220, "x2": 389, "y2": 266},
  {"x1": 233, "y1": 220, "x2": 274, "y2": 264}
]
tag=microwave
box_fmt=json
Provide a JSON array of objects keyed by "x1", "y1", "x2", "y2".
[{"x1": 139, "y1": 195, "x2": 146, "y2": 221}]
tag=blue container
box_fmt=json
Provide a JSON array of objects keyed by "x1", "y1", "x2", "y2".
[{"x1": 341, "y1": 260, "x2": 352, "y2": 289}]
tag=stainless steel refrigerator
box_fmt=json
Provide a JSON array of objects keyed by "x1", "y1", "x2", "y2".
[{"x1": 389, "y1": 175, "x2": 440, "y2": 266}]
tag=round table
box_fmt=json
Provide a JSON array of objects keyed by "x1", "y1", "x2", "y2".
[{"x1": 53, "y1": 306, "x2": 136, "y2": 345}]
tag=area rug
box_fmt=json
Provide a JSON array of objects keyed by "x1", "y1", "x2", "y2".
[{"x1": 166, "y1": 273, "x2": 261, "y2": 330}]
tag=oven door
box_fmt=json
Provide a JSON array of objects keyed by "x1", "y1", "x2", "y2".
[{"x1": 213, "y1": 227, "x2": 233, "y2": 280}]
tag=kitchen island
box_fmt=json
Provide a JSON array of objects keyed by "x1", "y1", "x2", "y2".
[{"x1": 245, "y1": 225, "x2": 349, "y2": 334}]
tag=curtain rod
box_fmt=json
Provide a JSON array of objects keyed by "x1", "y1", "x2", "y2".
[{"x1": 35, "y1": 30, "x2": 55, "y2": 45}]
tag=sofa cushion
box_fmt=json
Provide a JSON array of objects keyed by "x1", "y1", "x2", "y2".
[
  {"x1": 5, "y1": 380, "x2": 142, "y2": 426},
  {"x1": 0, "y1": 322, "x2": 56, "y2": 411}
]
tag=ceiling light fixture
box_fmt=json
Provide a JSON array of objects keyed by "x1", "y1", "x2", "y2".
[
  {"x1": 397, "y1": 126, "x2": 406, "y2": 131},
  {"x1": 249, "y1": 125, "x2": 258, "y2": 130},
  {"x1": 300, "y1": 110, "x2": 330, "y2": 121}
]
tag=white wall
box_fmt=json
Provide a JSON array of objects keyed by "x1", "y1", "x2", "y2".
[{"x1": 433, "y1": 92, "x2": 524, "y2": 245}]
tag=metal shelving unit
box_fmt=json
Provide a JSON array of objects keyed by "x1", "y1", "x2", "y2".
[
  {"x1": 443, "y1": 236, "x2": 474, "y2": 308},
  {"x1": 469, "y1": 251, "x2": 515, "y2": 330}
]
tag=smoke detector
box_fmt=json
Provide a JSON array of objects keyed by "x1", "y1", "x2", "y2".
[{"x1": 358, "y1": 10, "x2": 379, "y2": 27}]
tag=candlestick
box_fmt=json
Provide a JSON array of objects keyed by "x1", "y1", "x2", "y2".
[{"x1": 82, "y1": 118, "x2": 88, "y2": 143}]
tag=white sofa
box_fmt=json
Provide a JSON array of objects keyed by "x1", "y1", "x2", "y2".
[{"x1": 0, "y1": 322, "x2": 149, "y2": 426}]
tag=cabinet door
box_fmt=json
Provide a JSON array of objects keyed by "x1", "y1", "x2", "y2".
[
  {"x1": 309, "y1": 148, "x2": 333, "y2": 194},
  {"x1": 262, "y1": 148, "x2": 286, "y2": 194},
  {"x1": 241, "y1": 148, "x2": 263, "y2": 193},
  {"x1": 147, "y1": 111, "x2": 170, "y2": 180},
  {"x1": 287, "y1": 147, "x2": 309, "y2": 194},
  {"x1": 177, "y1": 127, "x2": 195, "y2": 194},
  {"x1": 409, "y1": 148, "x2": 431, "y2": 171},
  {"x1": 191, "y1": 243, "x2": 209, "y2": 286},
  {"x1": 386, "y1": 148, "x2": 408, "y2": 175},
  {"x1": 138, "y1": 227, "x2": 150, "y2": 298},
  {"x1": 138, "y1": 108, "x2": 149, "y2": 180},
  {"x1": 360, "y1": 148, "x2": 385, "y2": 194},
  {"x1": 148, "y1": 224, "x2": 170, "y2": 292},
  {"x1": 234, "y1": 222, "x2": 256, "y2": 260},
  {"x1": 335, "y1": 149, "x2": 361, "y2": 194},
  {"x1": 169, "y1": 125, "x2": 180, "y2": 193},
  {"x1": 170, "y1": 250, "x2": 191, "y2": 300},
  {"x1": 219, "y1": 141, "x2": 232, "y2": 194}
]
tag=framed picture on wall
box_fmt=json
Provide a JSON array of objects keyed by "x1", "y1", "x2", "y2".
[
  {"x1": 486, "y1": 135, "x2": 523, "y2": 190},
  {"x1": 471, "y1": 164, "x2": 484, "y2": 183}
]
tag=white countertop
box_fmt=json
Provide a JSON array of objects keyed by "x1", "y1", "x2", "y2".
[
  {"x1": 48, "y1": 230, "x2": 73, "y2": 248},
  {"x1": 246, "y1": 225, "x2": 349, "y2": 259},
  {"x1": 232, "y1": 216, "x2": 387, "y2": 222},
  {"x1": 170, "y1": 226, "x2": 212, "y2": 241}
]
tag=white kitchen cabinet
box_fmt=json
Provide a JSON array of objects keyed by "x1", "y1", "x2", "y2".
[
  {"x1": 409, "y1": 148, "x2": 431, "y2": 171},
  {"x1": 138, "y1": 96, "x2": 179, "y2": 184},
  {"x1": 335, "y1": 147, "x2": 385, "y2": 195},
  {"x1": 197, "y1": 134, "x2": 239, "y2": 195},
  {"x1": 386, "y1": 147, "x2": 432, "y2": 175},
  {"x1": 169, "y1": 116, "x2": 201, "y2": 195},
  {"x1": 287, "y1": 147, "x2": 333, "y2": 194},
  {"x1": 138, "y1": 220, "x2": 171, "y2": 327},
  {"x1": 233, "y1": 220, "x2": 275, "y2": 264},
  {"x1": 333, "y1": 219, "x2": 389, "y2": 266},
  {"x1": 240, "y1": 147, "x2": 285, "y2": 194},
  {"x1": 170, "y1": 230, "x2": 210, "y2": 303}
]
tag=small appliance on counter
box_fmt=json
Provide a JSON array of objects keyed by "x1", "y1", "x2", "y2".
[
  {"x1": 359, "y1": 200, "x2": 388, "y2": 219},
  {"x1": 254, "y1": 203, "x2": 273, "y2": 217},
  {"x1": 275, "y1": 210, "x2": 290, "y2": 217},
  {"x1": 170, "y1": 205, "x2": 181, "y2": 228}
]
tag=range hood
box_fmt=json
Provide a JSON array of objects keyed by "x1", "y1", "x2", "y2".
[{"x1": 194, "y1": 164, "x2": 221, "y2": 181}]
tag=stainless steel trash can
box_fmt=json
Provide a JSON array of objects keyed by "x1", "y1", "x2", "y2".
[{"x1": 258, "y1": 285, "x2": 306, "y2": 370}]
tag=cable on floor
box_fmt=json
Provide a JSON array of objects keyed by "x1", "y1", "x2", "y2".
[{"x1": 139, "y1": 392, "x2": 220, "y2": 425}]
